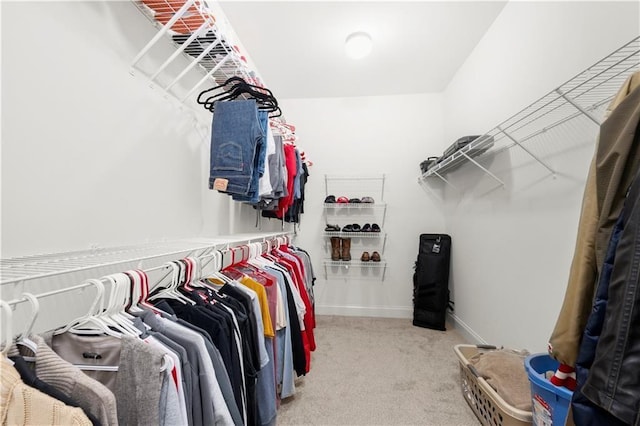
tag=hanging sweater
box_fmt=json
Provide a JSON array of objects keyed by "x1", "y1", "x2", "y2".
[{"x1": 1, "y1": 359, "x2": 92, "y2": 426}]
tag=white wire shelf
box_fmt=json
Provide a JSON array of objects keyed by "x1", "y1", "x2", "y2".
[
  {"x1": 323, "y1": 203, "x2": 387, "y2": 209},
  {"x1": 322, "y1": 259, "x2": 387, "y2": 281},
  {"x1": 419, "y1": 36, "x2": 640, "y2": 187},
  {"x1": 128, "y1": 0, "x2": 281, "y2": 112},
  {"x1": 324, "y1": 232, "x2": 384, "y2": 238},
  {"x1": 0, "y1": 232, "x2": 291, "y2": 286}
]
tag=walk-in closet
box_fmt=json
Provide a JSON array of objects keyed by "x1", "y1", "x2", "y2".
[{"x1": 2, "y1": 1, "x2": 639, "y2": 425}]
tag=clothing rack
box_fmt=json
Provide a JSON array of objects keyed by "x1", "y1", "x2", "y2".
[
  {"x1": 0, "y1": 232, "x2": 293, "y2": 339},
  {"x1": 419, "y1": 36, "x2": 640, "y2": 188}
]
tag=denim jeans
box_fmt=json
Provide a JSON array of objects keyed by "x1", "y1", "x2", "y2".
[
  {"x1": 232, "y1": 110, "x2": 268, "y2": 204},
  {"x1": 209, "y1": 100, "x2": 262, "y2": 195}
]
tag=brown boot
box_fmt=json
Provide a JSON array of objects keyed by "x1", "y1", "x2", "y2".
[
  {"x1": 341, "y1": 237, "x2": 351, "y2": 261},
  {"x1": 330, "y1": 237, "x2": 341, "y2": 261}
]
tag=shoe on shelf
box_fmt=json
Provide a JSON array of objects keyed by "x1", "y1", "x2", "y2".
[
  {"x1": 342, "y1": 224, "x2": 354, "y2": 232},
  {"x1": 324, "y1": 195, "x2": 336, "y2": 203},
  {"x1": 361, "y1": 196, "x2": 375, "y2": 203},
  {"x1": 337, "y1": 196, "x2": 349, "y2": 204},
  {"x1": 348, "y1": 198, "x2": 361, "y2": 203},
  {"x1": 371, "y1": 251, "x2": 381, "y2": 262},
  {"x1": 341, "y1": 238, "x2": 352, "y2": 261},
  {"x1": 361, "y1": 251, "x2": 370, "y2": 261},
  {"x1": 325, "y1": 224, "x2": 340, "y2": 232},
  {"x1": 351, "y1": 224, "x2": 361, "y2": 232},
  {"x1": 361, "y1": 223, "x2": 371, "y2": 232},
  {"x1": 371, "y1": 224, "x2": 381, "y2": 232},
  {"x1": 330, "y1": 237, "x2": 341, "y2": 261}
]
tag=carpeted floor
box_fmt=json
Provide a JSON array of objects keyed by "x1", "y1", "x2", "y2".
[{"x1": 276, "y1": 315, "x2": 480, "y2": 425}]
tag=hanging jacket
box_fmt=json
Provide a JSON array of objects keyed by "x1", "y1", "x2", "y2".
[
  {"x1": 549, "y1": 71, "x2": 640, "y2": 366},
  {"x1": 577, "y1": 164, "x2": 640, "y2": 423},
  {"x1": 571, "y1": 192, "x2": 627, "y2": 425}
]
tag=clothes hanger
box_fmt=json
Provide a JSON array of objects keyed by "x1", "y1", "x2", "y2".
[
  {"x1": 132, "y1": 269, "x2": 162, "y2": 314},
  {"x1": 15, "y1": 292, "x2": 39, "y2": 354},
  {"x1": 148, "y1": 261, "x2": 196, "y2": 305},
  {"x1": 1, "y1": 300, "x2": 13, "y2": 358},
  {"x1": 200, "y1": 76, "x2": 279, "y2": 112},
  {"x1": 101, "y1": 273, "x2": 142, "y2": 337},
  {"x1": 54, "y1": 279, "x2": 122, "y2": 338}
]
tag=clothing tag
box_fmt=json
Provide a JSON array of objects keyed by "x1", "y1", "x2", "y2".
[
  {"x1": 213, "y1": 178, "x2": 229, "y2": 191},
  {"x1": 432, "y1": 243, "x2": 441, "y2": 254},
  {"x1": 82, "y1": 352, "x2": 102, "y2": 360}
]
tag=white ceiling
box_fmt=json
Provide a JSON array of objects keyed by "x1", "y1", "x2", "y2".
[{"x1": 217, "y1": 1, "x2": 508, "y2": 99}]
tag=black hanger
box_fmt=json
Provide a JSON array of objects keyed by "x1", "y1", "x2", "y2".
[{"x1": 197, "y1": 76, "x2": 279, "y2": 114}]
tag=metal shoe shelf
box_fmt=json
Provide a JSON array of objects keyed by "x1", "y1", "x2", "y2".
[
  {"x1": 418, "y1": 36, "x2": 640, "y2": 189},
  {"x1": 323, "y1": 231, "x2": 387, "y2": 253},
  {"x1": 322, "y1": 260, "x2": 387, "y2": 281},
  {"x1": 322, "y1": 174, "x2": 388, "y2": 281}
]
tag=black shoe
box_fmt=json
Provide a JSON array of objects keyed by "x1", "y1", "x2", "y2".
[{"x1": 371, "y1": 224, "x2": 381, "y2": 232}]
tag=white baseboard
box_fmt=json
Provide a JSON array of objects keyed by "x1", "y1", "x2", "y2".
[
  {"x1": 447, "y1": 312, "x2": 487, "y2": 345},
  {"x1": 316, "y1": 304, "x2": 413, "y2": 319}
]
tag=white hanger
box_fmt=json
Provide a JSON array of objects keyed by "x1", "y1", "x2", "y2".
[
  {"x1": 16, "y1": 292, "x2": 39, "y2": 354},
  {"x1": 148, "y1": 262, "x2": 195, "y2": 305},
  {"x1": 101, "y1": 274, "x2": 141, "y2": 337},
  {"x1": 1, "y1": 300, "x2": 13, "y2": 358},
  {"x1": 55, "y1": 279, "x2": 122, "y2": 338}
]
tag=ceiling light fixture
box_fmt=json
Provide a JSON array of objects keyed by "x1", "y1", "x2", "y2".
[{"x1": 345, "y1": 32, "x2": 372, "y2": 60}]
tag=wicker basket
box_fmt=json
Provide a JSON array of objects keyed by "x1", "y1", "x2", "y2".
[{"x1": 454, "y1": 344, "x2": 533, "y2": 426}]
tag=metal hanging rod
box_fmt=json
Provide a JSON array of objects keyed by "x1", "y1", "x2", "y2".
[{"x1": 0, "y1": 233, "x2": 292, "y2": 286}]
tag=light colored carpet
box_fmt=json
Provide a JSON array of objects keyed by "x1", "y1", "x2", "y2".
[{"x1": 276, "y1": 315, "x2": 480, "y2": 425}]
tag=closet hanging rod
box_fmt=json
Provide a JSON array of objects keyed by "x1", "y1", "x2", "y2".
[
  {"x1": 5, "y1": 281, "x2": 98, "y2": 308},
  {"x1": 3, "y1": 236, "x2": 290, "y2": 309},
  {"x1": 0, "y1": 246, "x2": 212, "y2": 286},
  {"x1": 1, "y1": 233, "x2": 294, "y2": 286}
]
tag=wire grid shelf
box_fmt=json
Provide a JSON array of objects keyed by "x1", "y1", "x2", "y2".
[
  {"x1": 130, "y1": 0, "x2": 260, "y2": 103},
  {"x1": 0, "y1": 232, "x2": 291, "y2": 286},
  {"x1": 421, "y1": 36, "x2": 640, "y2": 181},
  {"x1": 0, "y1": 241, "x2": 215, "y2": 285}
]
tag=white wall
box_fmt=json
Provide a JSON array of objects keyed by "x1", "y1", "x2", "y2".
[
  {"x1": 278, "y1": 94, "x2": 446, "y2": 318},
  {"x1": 441, "y1": 1, "x2": 639, "y2": 350},
  {"x1": 1, "y1": 1, "x2": 223, "y2": 258}
]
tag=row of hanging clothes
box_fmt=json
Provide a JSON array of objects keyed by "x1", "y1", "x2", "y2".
[
  {"x1": 0, "y1": 238, "x2": 316, "y2": 426},
  {"x1": 198, "y1": 76, "x2": 311, "y2": 223}
]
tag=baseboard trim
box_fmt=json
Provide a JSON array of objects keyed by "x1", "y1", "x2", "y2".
[
  {"x1": 447, "y1": 312, "x2": 487, "y2": 345},
  {"x1": 316, "y1": 305, "x2": 413, "y2": 319}
]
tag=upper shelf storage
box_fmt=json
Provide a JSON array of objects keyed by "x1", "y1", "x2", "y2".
[{"x1": 419, "y1": 36, "x2": 640, "y2": 188}]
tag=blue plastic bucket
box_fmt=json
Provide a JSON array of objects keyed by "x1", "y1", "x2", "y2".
[{"x1": 524, "y1": 354, "x2": 573, "y2": 426}]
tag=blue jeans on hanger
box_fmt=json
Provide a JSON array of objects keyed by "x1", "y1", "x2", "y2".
[
  {"x1": 209, "y1": 100, "x2": 262, "y2": 196},
  {"x1": 232, "y1": 110, "x2": 269, "y2": 204}
]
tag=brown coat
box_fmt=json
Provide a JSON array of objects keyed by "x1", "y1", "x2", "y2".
[{"x1": 549, "y1": 71, "x2": 640, "y2": 366}]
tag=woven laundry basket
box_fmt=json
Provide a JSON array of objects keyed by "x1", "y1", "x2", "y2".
[{"x1": 454, "y1": 344, "x2": 533, "y2": 426}]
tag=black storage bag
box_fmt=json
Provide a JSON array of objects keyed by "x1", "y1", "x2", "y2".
[{"x1": 412, "y1": 234, "x2": 452, "y2": 331}]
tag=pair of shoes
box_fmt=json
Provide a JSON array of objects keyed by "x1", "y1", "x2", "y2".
[
  {"x1": 337, "y1": 196, "x2": 349, "y2": 203},
  {"x1": 361, "y1": 251, "x2": 381, "y2": 261},
  {"x1": 331, "y1": 237, "x2": 352, "y2": 261},
  {"x1": 342, "y1": 224, "x2": 361, "y2": 232},
  {"x1": 361, "y1": 196, "x2": 374, "y2": 203},
  {"x1": 324, "y1": 195, "x2": 336, "y2": 203},
  {"x1": 325, "y1": 224, "x2": 340, "y2": 232},
  {"x1": 361, "y1": 224, "x2": 381, "y2": 232},
  {"x1": 348, "y1": 198, "x2": 361, "y2": 203}
]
